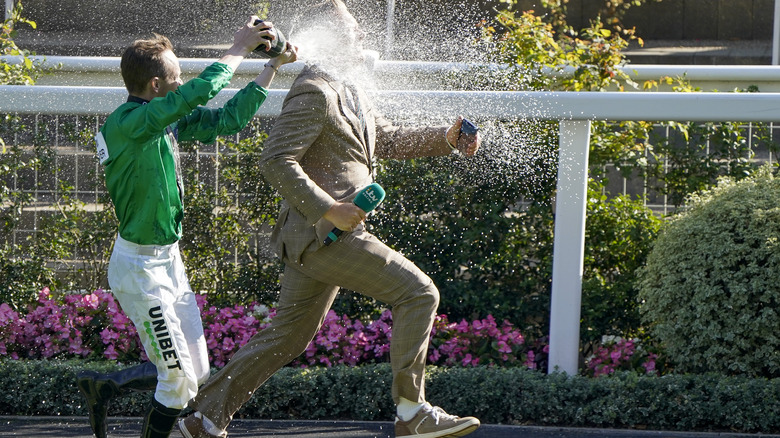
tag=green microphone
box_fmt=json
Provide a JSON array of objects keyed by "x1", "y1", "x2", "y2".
[{"x1": 324, "y1": 183, "x2": 386, "y2": 246}]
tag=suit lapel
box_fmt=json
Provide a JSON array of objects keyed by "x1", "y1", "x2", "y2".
[
  {"x1": 337, "y1": 85, "x2": 364, "y2": 138},
  {"x1": 332, "y1": 81, "x2": 372, "y2": 167}
]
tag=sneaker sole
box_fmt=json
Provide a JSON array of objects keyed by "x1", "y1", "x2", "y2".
[
  {"x1": 400, "y1": 419, "x2": 480, "y2": 438},
  {"x1": 441, "y1": 423, "x2": 479, "y2": 438}
]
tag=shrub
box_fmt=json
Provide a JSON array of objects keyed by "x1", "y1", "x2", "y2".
[
  {"x1": 375, "y1": 167, "x2": 661, "y2": 348},
  {"x1": 580, "y1": 188, "x2": 662, "y2": 345},
  {"x1": 639, "y1": 165, "x2": 780, "y2": 378},
  {"x1": 1, "y1": 1, "x2": 51, "y2": 86},
  {"x1": 2, "y1": 359, "x2": 779, "y2": 433},
  {"x1": 179, "y1": 129, "x2": 284, "y2": 307}
]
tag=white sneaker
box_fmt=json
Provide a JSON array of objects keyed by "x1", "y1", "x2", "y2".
[{"x1": 394, "y1": 403, "x2": 480, "y2": 438}]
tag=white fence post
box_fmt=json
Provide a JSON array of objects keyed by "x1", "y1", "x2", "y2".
[
  {"x1": 4, "y1": 0, "x2": 12, "y2": 22},
  {"x1": 774, "y1": 0, "x2": 780, "y2": 65},
  {"x1": 385, "y1": 0, "x2": 396, "y2": 58},
  {"x1": 547, "y1": 120, "x2": 592, "y2": 375}
]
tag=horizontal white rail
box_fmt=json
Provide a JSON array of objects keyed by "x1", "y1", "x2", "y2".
[
  {"x1": 9, "y1": 55, "x2": 780, "y2": 80},
  {"x1": 4, "y1": 85, "x2": 780, "y2": 122},
  {"x1": 5, "y1": 55, "x2": 780, "y2": 91}
]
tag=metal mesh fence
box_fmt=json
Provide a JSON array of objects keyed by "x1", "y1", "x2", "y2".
[{"x1": 2, "y1": 113, "x2": 778, "y2": 278}]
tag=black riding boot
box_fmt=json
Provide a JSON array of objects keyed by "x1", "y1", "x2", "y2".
[
  {"x1": 76, "y1": 361, "x2": 158, "y2": 438},
  {"x1": 140, "y1": 399, "x2": 181, "y2": 438}
]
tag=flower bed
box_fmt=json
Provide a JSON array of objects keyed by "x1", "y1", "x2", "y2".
[{"x1": 0, "y1": 289, "x2": 656, "y2": 375}]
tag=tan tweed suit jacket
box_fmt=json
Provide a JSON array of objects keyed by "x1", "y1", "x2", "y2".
[
  {"x1": 189, "y1": 66, "x2": 455, "y2": 427},
  {"x1": 260, "y1": 65, "x2": 452, "y2": 264}
]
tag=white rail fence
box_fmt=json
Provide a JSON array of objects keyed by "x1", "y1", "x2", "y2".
[
  {"x1": 6, "y1": 55, "x2": 780, "y2": 91},
  {"x1": 3, "y1": 67, "x2": 780, "y2": 375}
]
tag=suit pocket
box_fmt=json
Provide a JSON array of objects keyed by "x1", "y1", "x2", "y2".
[
  {"x1": 270, "y1": 207, "x2": 289, "y2": 259},
  {"x1": 314, "y1": 217, "x2": 336, "y2": 247}
]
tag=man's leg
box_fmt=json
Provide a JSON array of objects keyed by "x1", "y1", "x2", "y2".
[
  {"x1": 296, "y1": 229, "x2": 480, "y2": 438},
  {"x1": 107, "y1": 239, "x2": 202, "y2": 437},
  {"x1": 135, "y1": 244, "x2": 211, "y2": 438},
  {"x1": 169, "y1": 245, "x2": 210, "y2": 387},
  {"x1": 183, "y1": 265, "x2": 339, "y2": 436},
  {"x1": 140, "y1": 399, "x2": 182, "y2": 438},
  {"x1": 295, "y1": 228, "x2": 438, "y2": 404}
]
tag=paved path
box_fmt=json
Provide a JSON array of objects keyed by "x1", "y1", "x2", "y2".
[{"x1": 1, "y1": 417, "x2": 778, "y2": 438}]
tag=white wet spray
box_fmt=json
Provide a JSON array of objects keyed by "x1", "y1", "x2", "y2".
[{"x1": 280, "y1": 2, "x2": 559, "y2": 197}]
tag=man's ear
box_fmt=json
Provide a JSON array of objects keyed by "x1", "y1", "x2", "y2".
[{"x1": 150, "y1": 77, "x2": 160, "y2": 94}]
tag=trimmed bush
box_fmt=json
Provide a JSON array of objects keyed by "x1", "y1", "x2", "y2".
[
  {"x1": 1, "y1": 359, "x2": 779, "y2": 433},
  {"x1": 639, "y1": 165, "x2": 780, "y2": 377}
]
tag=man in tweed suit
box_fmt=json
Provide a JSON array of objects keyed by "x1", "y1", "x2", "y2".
[{"x1": 179, "y1": 1, "x2": 481, "y2": 437}]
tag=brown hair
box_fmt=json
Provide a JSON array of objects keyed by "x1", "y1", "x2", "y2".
[{"x1": 120, "y1": 34, "x2": 175, "y2": 94}]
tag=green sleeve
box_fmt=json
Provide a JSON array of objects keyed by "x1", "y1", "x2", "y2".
[
  {"x1": 114, "y1": 62, "x2": 235, "y2": 143},
  {"x1": 177, "y1": 82, "x2": 269, "y2": 144}
]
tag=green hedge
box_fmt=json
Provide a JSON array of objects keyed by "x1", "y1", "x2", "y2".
[
  {"x1": 2, "y1": 359, "x2": 779, "y2": 433},
  {"x1": 639, "y1": 166, "x2": 780, "y2": 378}
]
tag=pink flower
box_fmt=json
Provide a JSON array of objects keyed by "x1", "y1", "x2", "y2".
[
  {"x1": 524, "y1": 350, "x2": 537, "y2": 370},
  {"x1": 104, "y1": 344, "x2": 119, "y2": 360},
  {"x1": 2, "y1": 290, "x2": 560, "y2": 372},
  {"x1": 81, "y1": 293, "x2": 100, "y2": 310}
]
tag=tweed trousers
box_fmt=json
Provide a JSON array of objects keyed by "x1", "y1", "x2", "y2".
[{"x1": 190, "y1": 226, "x2": 440, "y2": 429}]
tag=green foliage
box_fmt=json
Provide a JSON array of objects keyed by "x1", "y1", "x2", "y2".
[
  {"x1": 179, "y1": 126, "x2": 283, "y2": 307},
  {"x1": 0, "y1": 1, "x2": 773, "y2": 372},
  {"x1": 0, "y1": 136, "x2": 60, "y2": 308},
  {"x1": 34, "y1": 184, "x2": 116, "y2": 292},
  {"x1": 647, "y1": 120, "x2": 772, "y2": 207},
  {"x1": 3, "y1": 359, "x2": 780, "y2": 433},
  {"x1": 1, "y1": 4, "x2": 63, "y2": 307},
  {"x1": 0, "y1": 256, "x2": 56, "y2": 312},
  {"x1": 639, "y1": 165, "x2": 780, "y2": 378},
  {"x1": 522, "y1": 0, "x2": 663, "y2": 37},
  {"x1": 486, "y1": 3, "x2": 780, "y2": 212},
  {"x1": 374, "y1": 150, "x2": 660, "y2": 345},
  {"x1": 1, "y1": 1, "x2": 58, "y2": 89},
  {"x1": 0, "y1": 2, "x2": 42, "y2": 86},
  {"x1": 581, "y1": 189, "x2": 661, "y2": 344},
  {"x1": 240, "y1": 364, "x2": 394, "y2": 420},
  {"x1": 181, "y1": 164, "x2": 249, "y2": 298},
  {"x1": 0, "y1": 359, "x2": 149, "y2": 416},
  {"x1": 364, "y1": 3, "x2": 663, "y2": 344},
  {"x1": 1, "y1": 117, "x2": 115, "y2": 307},
  {"x1": 488, "y1": 0, "x2": 641, "y2": 92},
  {"x1": 372, "y1": 149, "x2": 555, "y2": 336}
]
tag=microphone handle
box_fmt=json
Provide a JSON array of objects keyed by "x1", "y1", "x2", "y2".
[{"x1": 323, "y1": 228, "x2": 344, "y2": 246}]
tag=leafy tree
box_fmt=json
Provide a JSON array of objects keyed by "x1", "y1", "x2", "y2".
[{"x1": 0, "y1": 2, "x2": 45, "y2": 86}]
